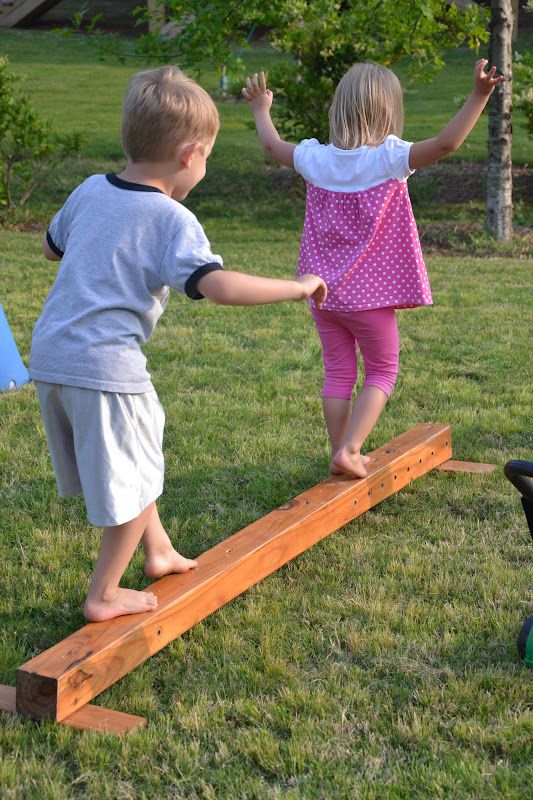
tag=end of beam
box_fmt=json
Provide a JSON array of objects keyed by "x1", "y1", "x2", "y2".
[{"x1": 16, "y1": 669, "x2": 58, "y2": 720}]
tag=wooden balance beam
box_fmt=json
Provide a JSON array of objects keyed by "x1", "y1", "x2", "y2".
[{"x1": 2, "y1": 423, "x2": 455, "y2": 732}]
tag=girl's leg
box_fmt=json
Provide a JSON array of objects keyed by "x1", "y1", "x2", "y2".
[
  {"x1": 330, "y1": 386, "x2": 388, "y2": 477},
  {"x1": 322, "y1": 396, "x2": 352, "y2": 454},
  {"x1": 330, "y1": 308, "x2": 399, "y2": 478},
  {"x1": 311, "y1": 308, "x2": 358, "y2": 454},
  {"x1": 84, "y1": 501, "x2": 159, "y2": 622},
  {"x1": 141, "y1": 503, "x2": 197, "y2": 579}
]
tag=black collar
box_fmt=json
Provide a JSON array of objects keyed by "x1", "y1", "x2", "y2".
[{"x1": 106, "y1": 174, "x2": 164, "y2": 193}]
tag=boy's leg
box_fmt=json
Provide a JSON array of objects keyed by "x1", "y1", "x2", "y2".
[
  {"x1": 330, "y1": 308, "x2": 399, "y2": 478},
  {"x1": 311, "y1": 308, "x2": 358, "y2": 454},
  {"x1": 84, "y1": 502, "x2": 158, "y2": 622},
  {"x1": 141, "y1": 503, "x2": 197, "y2": 579}
]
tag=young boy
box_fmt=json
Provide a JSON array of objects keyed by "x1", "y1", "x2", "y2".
[{"x1": 30, "y1": 66, "x2": 326, "y2": 623}]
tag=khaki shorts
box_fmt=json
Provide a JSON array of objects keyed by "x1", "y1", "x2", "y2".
[{"x1": 35, "y1": 382, "x2": 165, "y2": 527}]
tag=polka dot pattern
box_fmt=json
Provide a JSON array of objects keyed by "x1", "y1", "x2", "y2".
[{"x1": 297, "y1": 178, "x2": 433, "y2": 312}]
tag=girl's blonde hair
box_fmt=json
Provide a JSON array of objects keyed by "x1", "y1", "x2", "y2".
[
  {"x1": 329, "y1": 62, "x2": 404, "y2": 150},
  {"x1": 122, "y1": 66, "x2": 220, "y2": 162}
]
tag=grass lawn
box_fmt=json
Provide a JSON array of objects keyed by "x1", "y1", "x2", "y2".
[{"x1": 0, "y1": 27, "x2": 532, "y2": 800}]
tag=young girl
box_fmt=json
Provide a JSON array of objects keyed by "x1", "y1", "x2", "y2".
[{"x1": 243, "y1": 59, "x2": 503, "y2": 478}]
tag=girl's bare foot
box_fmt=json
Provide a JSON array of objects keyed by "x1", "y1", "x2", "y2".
[
  {"x1": 144, "y1": 547, "x2": 197, "y2": 580},
  {"x1": 330, "y1": 450, "x2": 370, "y2": 478},
  {"x1": 84, "y1": 587, "x2": 158, "y2": 622}
]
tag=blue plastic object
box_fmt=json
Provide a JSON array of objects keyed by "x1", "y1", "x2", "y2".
[{"x1": 0, "y1": 304, "x2": 30, "y2": 391}]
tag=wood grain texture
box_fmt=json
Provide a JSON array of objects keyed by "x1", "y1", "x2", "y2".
[
  {"x1": 16, "y1": 423, "x2": 452, "y2": 722},
  {"x1": 0, "y1": 685, "x2": 146, "y2": 733},
  {"x1": 435, "y1": 459, "x2": 497, "y2": 474}
]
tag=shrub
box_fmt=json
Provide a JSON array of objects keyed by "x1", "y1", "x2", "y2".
[
  {"x1": 0, "y1": 57, "x2": 83, "y2": 214},
  {"x1": 265, "y1": 0, "x2": 490, "y2": 142}
]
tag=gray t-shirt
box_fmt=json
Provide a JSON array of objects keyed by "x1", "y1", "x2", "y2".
[{"x1": 30, "y1": 174, "x2": 223, "y2": 393}]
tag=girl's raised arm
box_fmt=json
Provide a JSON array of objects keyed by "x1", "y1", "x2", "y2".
[
  {"x1": 243, "y1": 71, "x2": 297, "y2": 168},
  {"x1": 408, "y1": 59, "x2": 504, "y2": 171}
]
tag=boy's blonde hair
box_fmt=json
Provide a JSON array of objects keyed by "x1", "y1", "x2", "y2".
[
  {"x1": 329, "y1": 62, "x2": 404, "y2": 150},
  {"x1": 122, "y1": 66, "x2": 220, "y2": 162}
]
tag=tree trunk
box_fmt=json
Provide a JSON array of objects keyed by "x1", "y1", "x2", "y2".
[
  {"x1": 511, "y1": 0, "x2": 519, "y2": 40},
  {"x1": 147, "y1": 0, "x2": 165, "y2": 33},
  {"x1": 486, "y1": 0, "x2": 513, "y2": 241}
]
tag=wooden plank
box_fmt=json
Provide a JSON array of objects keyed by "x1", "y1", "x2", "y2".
[
  {"x1": 0, "y1": 685, "x2": 146, "y2": 734},
  {"x1": 16, "y1": 423, "x2": 452, "y2": 722},
  {"x1": 0, "y1": 0, "x2": 61, "y2": 27},
  {"x1": 435, "y1": 459, "x2": 497, "y2": 474}
]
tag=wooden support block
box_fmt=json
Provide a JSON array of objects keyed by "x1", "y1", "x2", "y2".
[
  {"x1": 435, "y1": 459, "x2": 497, "y2": 474},
  {"x1": 16, "y1": 423, "x2": 451, "y2": 722},
  {"x1": 0, "y1": 685, "x2": 146, "y2": 734},
  {"x1": 57, "y1": 702, "x2": 146, "y2": 734},
  {"x1": 0, "y1": 1, "x2": 61, "y2": 27}
]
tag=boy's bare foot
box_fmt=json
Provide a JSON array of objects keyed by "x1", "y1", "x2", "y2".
[
  {"x1": 144, "y1": 547, "x2": 197, "y2": 580},
  {"x1": 330, "y1": 450, "x2": 370, "y2": 478},
  {"x1": 84, "y1": 587, "x2": 158, "y2": 622}
]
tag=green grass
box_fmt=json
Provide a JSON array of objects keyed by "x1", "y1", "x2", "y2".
[
  {"x1": 1, "y1": 27, "x2": 533, "y2": 800},
  {"x1": 1, "y1": 233, "x2": 533, "y2": 800}
]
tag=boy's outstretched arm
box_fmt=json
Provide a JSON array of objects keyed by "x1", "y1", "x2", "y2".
[
  {"x1": 242, "y1": 71, "x2": 297, "y2": 168},
  {"x1": 197, "y1": 270, "x2": 327, "y2": 307},
  {"x1": 409, "y1": 59, "x2": 505, "y2": 170}
]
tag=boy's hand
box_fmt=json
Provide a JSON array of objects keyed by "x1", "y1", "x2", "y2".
[
  {"x1": 473, "y1": 58, "x2": 504, "y2": 97},
  {"x1": 242, "y1": 71, "x2": 273, "y2": 113},
  {"x1": 296, "y1": 274, "x2": 328, "y2": 307}
]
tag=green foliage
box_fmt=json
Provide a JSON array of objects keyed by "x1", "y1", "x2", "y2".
[
  {"x1": 512, "y1": 2, "x2": 533, "y2": 138},
  {"x1": 57, "y1": 0, "x2": 253, "y2": 72},
  {"x1": 151, "y1": 1, "x2": 490, "y2": 141},
  {"x1": 0, "y1": 57, "x2": 83, "y2": 214},
  {"x1": 264, "y1": 0, "x2": 490, "y2": 141},
  {"x1": 513, "y1": 50, "x2": 533, "y2": 136},
  {"x1": 133, "y1": 0, "x2": 253, "y2": 70},
  {"x1": 58, "y1": 1, "x2": 489, "y2": 141}
]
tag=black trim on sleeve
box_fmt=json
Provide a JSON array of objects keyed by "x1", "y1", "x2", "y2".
[
  {"x1": 185, "y1": 263, "x2": 224, "y2": 300},
  {"x1": 46, "y1": 230, "x2": 64, "y2": 258},
  {"x1": 106, "y1": 174, "x2": 164, "y2": 193}
]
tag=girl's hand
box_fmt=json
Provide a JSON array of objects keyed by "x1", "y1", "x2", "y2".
[
  {"x1": 242, "y1": 70, "x2": 296, "y2": 167},
  {"x1": 242, "y1": 71, "x2": 273, "y2": 112},
  {"x1": 296, "y1": 274, "x2": 328, "y2": 307},
  {"x1": 474, "y1": 58, "x2": 504, "y2": 97}
]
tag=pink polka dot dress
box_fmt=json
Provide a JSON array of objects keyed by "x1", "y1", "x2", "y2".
[{"x1": 293, "y1": 135, "x2": 432, "y2": 312}]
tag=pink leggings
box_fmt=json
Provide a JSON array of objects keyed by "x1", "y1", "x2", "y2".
[{"x1": 312, "y1": 307, "x2": 399, "y2": 399}]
